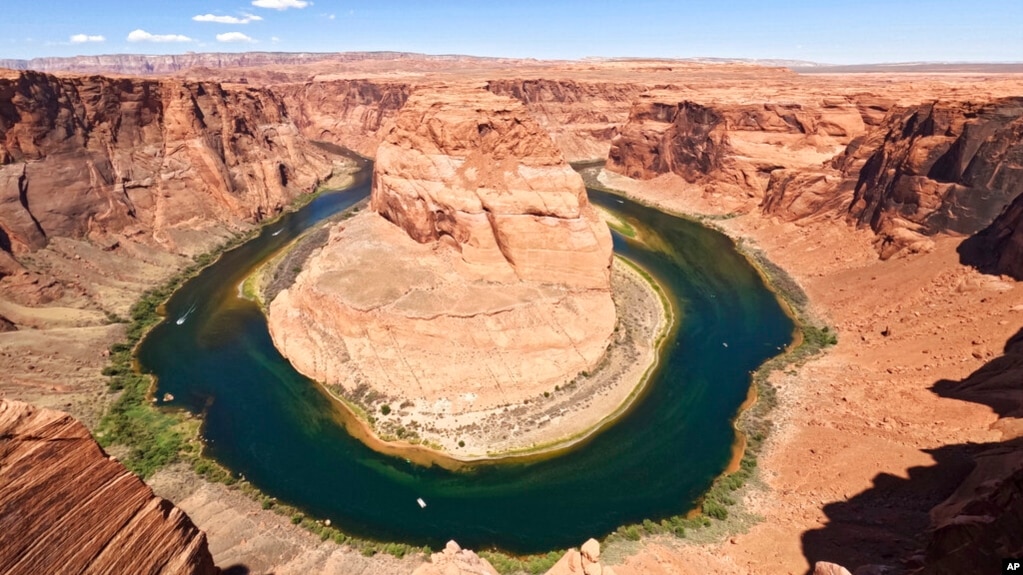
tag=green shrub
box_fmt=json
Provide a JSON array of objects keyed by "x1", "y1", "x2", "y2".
[
  {"x1": 622, "y1": 525, "x2": 641, "y2": 541},
  {"x1": 703, "y1": 500, "x2": 728, "y2": 521}
]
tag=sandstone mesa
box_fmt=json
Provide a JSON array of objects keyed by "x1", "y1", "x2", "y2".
[{"x1": 267, "y1": 86, "x2": 619, "y2": 455}]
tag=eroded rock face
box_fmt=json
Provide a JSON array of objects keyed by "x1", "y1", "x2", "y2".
[
  {"x1": 921, "y1": 441, "x2": 1023, "y2": 575},
  {"x1": 762, "y1": 97, "x2": 1023, "y2": 259},
  {"x1": 268, "y1": 87, "x2": 615, "y2": 443},
  {"x1": 486, "y1": 79, "x2": 643, "y2": 161},
  {"x1": 846, "y1": 98, "x2": 1023, "y2": 258},
  {"x1": 0, "y1": 399, "x2": 218, "y2": 575},
  {"x1": 0, "y1": 70, "x2": 338, "y2": 255},
  {"x1": 607, "y1": 90, "x2": 865, "y2": 201},
  {"x1": 273, "y1": 79, "x2": 412, "y2": 158},
  {"x1": 371, "y1": 87, "x2": 613, "y2": 289}
]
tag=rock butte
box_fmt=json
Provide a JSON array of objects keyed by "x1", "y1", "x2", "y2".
[{"x1": 267, "y1": 87, "x2": 618, "y2": 451}]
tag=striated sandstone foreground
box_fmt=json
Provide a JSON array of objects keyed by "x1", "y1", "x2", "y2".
[
  {"x1": 268, "y1": 87, "x2": 621, "y2": 455},
  {"x1": 0, "y1": 399, "x2": 217, "y2": 575}
]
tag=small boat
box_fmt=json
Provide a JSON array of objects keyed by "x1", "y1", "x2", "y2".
[
  {"x1": 616, "y1": 199, "x2": 624, "y2": 204},
  {"x1": 417, "y1": 498, "x2": 427, "y2": 509},
  {"x1": 722, "y1": 342, "x2": 729, "y2": 348},
  {"x1": 272, "y1": 228, "x2": 283, "y2": 236},
  {"x1": 176, "y1": 303, "x2": 198, "y2": 325}
]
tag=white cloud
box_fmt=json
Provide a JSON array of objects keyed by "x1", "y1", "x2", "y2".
[
  {"x1": 252, "y1": 0, "x2": 309, "y2": 10},
  {"x1": 271, "y1": 36, "x2": 281, "y2": 43},
  {"x1": 216, "y1": 32, "x2": 256, "y2": 43},
  {"x1": 126, "y1": 29, "x2": 194, "y2": 43},
  {"x1": 328, "y1": 13, "x2": 335, "y2": 20},
  {"x1": 193, "y1": 13, "x2": 263, "y2": 24},
  {"x1": 70, "y1": 34, "x2": 106, "y2": 43}
]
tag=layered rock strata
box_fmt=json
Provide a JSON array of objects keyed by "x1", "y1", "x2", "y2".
[
  {"x1": 268, "y1": 87, "x2": 616, "y2": 453},
  {"x1": 764, "y1": 98, "x2": 1023, "y2": 258},
  {"x1": 486, "y1": 79, "x2": 643, "y2": 161},
  {"x1": 0, "y1": 399, "x2": 218, "y2": 575},
  {"x1": 272, "y1": 79, "x2": 412, "y2": 158},
  {"x1": 847, "y1": 98, "x2": 1023, "y2": 257},
  {"x1": 606, "y1": 89, "x2": 866, "y2": 201},
  {"x1": 0, "y1": 70, "x2": 340, "y2": 256}
]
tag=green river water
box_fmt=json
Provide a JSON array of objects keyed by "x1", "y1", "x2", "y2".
[{"x1": 139, "y1": 162, "x2": 794, "y2": 554}]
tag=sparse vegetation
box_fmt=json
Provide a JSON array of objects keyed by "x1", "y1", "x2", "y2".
[
  {"x1": 94, "y1": 229, "x2": 268, "y2": 477},
  {"x1": 94, "y1": 171, "x2": 842, "y2": 564},
  {"x1": 90, "y1": 200, "x2": 440, "y2": 561},
  {"x1": 480, "y1": 550, "x2": 563, "y2": 575}
]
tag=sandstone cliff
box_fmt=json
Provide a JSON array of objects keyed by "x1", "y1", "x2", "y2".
[
  {"x1": 486, "y1": 79, "x2": 642, "y2": 161},
  {"x1": 0, "y1": 69, "x2": 339, "y2": 256},
  {"x1": 371, "y1": 87, "x2": 613, "y2": 289},
  {"x1": 268, "y1": 87, "x2": 615, "y2": 453},
  {"x1": 272, "y1": 79, "x2": 411, "y2": 158},
  {"x1": 917, "y1": 328, "x2": 1023, "y2": 574},
  {"x1": 847, "y1": 98, "x2": 1023, "y2": 257},
  {"x1": 0, "y1": 51, "x2": 510, "y2": 77},
  {"x1": 606, "y1": 90, "x2": 865, "y2": 202},
  {"x1": 273, "y1": 78, "x2": 639, "y2": 163},
  {"x1": 764, "y1": 98, "x2": 1023, "y2": 258},
  {"x1": 0, "y1": 399, "x2": 218, "y2": 575}
]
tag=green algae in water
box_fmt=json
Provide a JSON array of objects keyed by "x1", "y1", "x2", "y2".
[{"x1": 138, "y1": 181, "x2": 793, "y2": 554}]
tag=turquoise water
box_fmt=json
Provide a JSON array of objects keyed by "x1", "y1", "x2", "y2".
[{"x1": 139, "y1": 167, "x2": 793, "y2": 554}]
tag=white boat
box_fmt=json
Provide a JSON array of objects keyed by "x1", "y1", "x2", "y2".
[
  {"x1": 417, "y1": 498, "x2": 427, "y2": 508},
  {"x1": 176, "y1": 303, "x2": 198, "y2": 325},
  {"x1": 272, "y1": 228, "x2": 283, "y2": 236}
]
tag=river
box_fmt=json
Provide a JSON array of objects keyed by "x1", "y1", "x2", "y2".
[{"x1": 139, "y1": 162, "x2": 793, "y2": 554}]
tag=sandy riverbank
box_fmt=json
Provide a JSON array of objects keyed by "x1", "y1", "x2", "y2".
[{"x1": 587, "y1": 170, "x2": 1023, "y2": 575}]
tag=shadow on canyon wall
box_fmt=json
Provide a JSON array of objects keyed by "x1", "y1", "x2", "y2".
[
  {"x1": 800, "y1": 327, "x2": 1023, "y2": 575},
  {"x1": 221, "y1": 565, "x2": 256, "y2": 575}
]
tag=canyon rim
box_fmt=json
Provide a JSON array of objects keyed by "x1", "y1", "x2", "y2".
[{"x1": 0, "y1": 49, "x2": 1021, "y2": 575}]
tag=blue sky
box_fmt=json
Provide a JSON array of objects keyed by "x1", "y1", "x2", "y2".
[{"x1": 2, "y1": 0, "x2": 1021, "y2": 64}]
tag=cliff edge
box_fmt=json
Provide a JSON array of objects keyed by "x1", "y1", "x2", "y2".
[{"x1": 0, "y1": 399, "x2": 218, "y2": 575}]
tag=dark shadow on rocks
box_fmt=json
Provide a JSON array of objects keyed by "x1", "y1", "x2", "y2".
[
  {"x1": 957, "y1": 192, "x2": 1023, "y2": 281},
  {"x1": 957, "y1": 230, "x2": 1002, "y2": 277},
  {"x1": 931, "y1": 327, "x2": 1023, "y2": 419},
  {"x1": 800, "y1": 445, "x2": 977, "y2": 575},
  {"x1": 801, "y1": 327, "x2": 1023, "y2": 574},
  {"x1": 220, "y1": 565, "x2": 256, "y2": 575}
]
